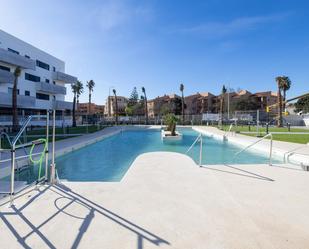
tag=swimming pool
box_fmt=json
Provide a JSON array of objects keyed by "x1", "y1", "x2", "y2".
[{"x1": 54, "y1": 128, "x2": 281, "y2": 182}]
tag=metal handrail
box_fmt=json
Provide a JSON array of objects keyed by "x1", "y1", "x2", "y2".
[
  {"x1": 12, "y1": 116, "x2": 32, "y2": 146},
  {"x1": 233, "y1": 133, "x2": 273, "y2": 165},
  {"x1": 224, "y1": 123, "x2": 234, "y2": 137},
  {"x1": 186, "y1": 133, "x2": 203, "y2": 166}
]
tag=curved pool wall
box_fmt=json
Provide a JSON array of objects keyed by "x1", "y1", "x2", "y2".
[{"x1": 54, "y1": 128, "x2": 282, "y2": 182}]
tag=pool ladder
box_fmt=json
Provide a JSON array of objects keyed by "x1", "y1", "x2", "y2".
[
  {"x1": 233, "y1": 133, "x2": 273, "y2": 166},
  {"x1": 186, "y1": 133, "x2": 203, "y2": 166}
]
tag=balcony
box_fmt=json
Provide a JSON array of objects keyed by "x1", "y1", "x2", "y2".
[
  {"x1": 0, "y1": 48, "x2": 35, "y2": 69},
  {"x1": 0, "y1": 92, "x2": 36, "y2": 108},
  {"x1": 53, "y1": 71, "x2": 77, "y2": 84},
  {"x1": 54, "y1": 100, "x2": 73, "y2": 110},
  {"x1": 0, "y1": 69, "x2": 14, "y2": 84},
  {"x1": 36, "y1": 82, "x2": 66, "y2": 95}
]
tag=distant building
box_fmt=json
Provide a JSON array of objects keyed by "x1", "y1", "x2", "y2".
[
  {"x1": 251, "y1": 91, "x2": 278, "y2": 112},
  {"x1": 184, "y1": 92, "x2": 215, "y2": 115},
  {"x1": 147, "y1": 94, "x2": 181, "y2": 117},
  {"x1": 0, "y1": 29, "x2": 77, "y2": 115},
  {"x1": 104, "y1": 96, "x2": 128, "y2": 116},
  {"x1": 78, "y1": 103, "x2": 105, "y2": 115}
]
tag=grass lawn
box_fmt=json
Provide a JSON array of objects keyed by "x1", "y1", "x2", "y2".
[
  {"x1": 218, "y1": 125, "x2": 309, "y2": 144},
  {"x1": 0, "y1": 125, "x2": 107, "y2": 149}
]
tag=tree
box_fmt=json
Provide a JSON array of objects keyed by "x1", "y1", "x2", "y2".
[
  {"x1": 180, "y1": 83, "x2": 185, "y2": 125},
  {"x1": 276, "y1": 76, "x2": 286, "y2": 127},
  {"x1": 71, "y1": 80, "x2": 83, "y2": 127},
  {"x1": 128, "y1": 87, "x2": 139, "y2": 106},
  {"x1": 75, "y1": 80, "x2": 84, "y2": 111},
  {"x1": 113, "y1": 89, "x2": 118, "y2": 125},
  {"x1": 234, "y1": 98, "x2": 259, "y2": 111},
  {"x1": 164, "y1": 113, "x2": 179, "y2": 136},
  {"x1": 219, "y1": 85, "x2": 227, "y2": 127},
  {"x1": 281, "y1": 76, "x2": 291, "y2": 111},
  {"x1": 142, "y1": 87, "x2": 148, "y2": 124},
  {"x1": 86, "y1": 80, "x2": 95, "y2": 114},
  {"x1": 294, "y1": 95, "x2": 309, "y2": 113},
  {"x1": 12, "y1": 67, "x2": 21, "y2": 132}
]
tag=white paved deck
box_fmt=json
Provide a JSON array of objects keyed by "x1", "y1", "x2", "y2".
[{"x1": 1, "y1": 152, "x2": 309, "y2": 249}]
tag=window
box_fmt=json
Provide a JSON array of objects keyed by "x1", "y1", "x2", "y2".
[
  {"x1": 25, "y1": 55, "x2": 30, "y2": 59},
  {"x1": 36, "y1": 60, "x2": 50, "y2": 70},
  {"x1": 53, "y1": 66, "x2": 56, "y2": 72},
  {"x1": 25, "y1": 73, "x2": 40, "y2": 82},
  {"x1": 45, "y1": 79, "x2": 50, "y2": 83},
  {"x1": 25, "y1": 90, "x2": 30, "y2": 96},
  {"x1": 0, "y1": 65, "x2": 10, "y2": 72},
  {"x1": 8, "y1": 48, "x2": 19, "y2": 54},
  {"x1": 8, "y1": 87, "x2": 19, "y2": 95},
  {"x1": 53, "y1": 81, "x2": 56, "y2": 85},
  {"x1": 36, "y1": 93, "x2": 50, "y2": 100}
]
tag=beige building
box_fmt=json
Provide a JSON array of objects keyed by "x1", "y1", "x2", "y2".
[
  {"x1": 104, "y1": 96, "x2": 128, "y2": 116},
  {"x1": 147, "y1": 94, "x2": 181, "y2": 118},
  {"x1": 184, "y1": 92, "x2": 215, "y2": 115},
  {"x1": 78, "y1": 103, "x2": 105, "y2": 115}
]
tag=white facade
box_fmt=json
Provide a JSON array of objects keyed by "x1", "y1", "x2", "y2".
[{"x1": 0, "y1": 29, "x2": 76, "y2": 112}]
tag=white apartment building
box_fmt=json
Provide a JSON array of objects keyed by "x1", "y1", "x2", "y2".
[{"x1": 0, "y1": 29, "x2": 76, "y2": 116}]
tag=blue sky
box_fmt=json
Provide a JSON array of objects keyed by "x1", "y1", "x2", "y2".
[{"x1": 0, "y1": 0, "x2": 308, "y2": 104}]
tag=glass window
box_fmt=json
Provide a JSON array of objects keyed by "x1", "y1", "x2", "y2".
[
  {"x1": 45, "y1": 79, "x2": 50, "y2": 83},
  {"x1": 25, "y1": 73, "x2": 40, "y2": 82},
  {"x1": 8, "y1": 48, "x2": 19, "y2": 54},
  {"x1": 36, "y1": 60, "x2": 50, "y2": 70},
  {"x1": 53, "y1": 66, "x2": 56, "y2": 72},
  {"x1": 25, "y1": 55, "x2": 30, "y2": 59},
  {"x1": 0, "y1": 65, "x2": 10, "y2": 72},
  {"x1": 25, "y1": 90, "x2": 30, "y2": 96},
  {"x1": 36, "y1": 93, "x2": 50, "y2": 100}
]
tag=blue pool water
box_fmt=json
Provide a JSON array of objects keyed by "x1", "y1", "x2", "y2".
[{"x1": 55, "y1": 128, "x2": 281, "y2": 182}]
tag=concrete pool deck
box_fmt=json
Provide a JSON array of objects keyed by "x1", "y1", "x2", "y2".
[{"x1": 1, "y1": 152, "x2": 309, "y2": 248}]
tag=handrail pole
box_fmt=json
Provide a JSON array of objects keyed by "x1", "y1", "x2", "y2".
[
  {"x1": 12, "y1": 116, "x2": 32, "y2": 146},
  {"x1": 10, "y1": 145, "x2": 15, "y2": 205},
  {"x1": 186, "y1": 133, "x2": 201, "y2": 154},
  {"x1": 234, "y1": 133, "x2": 273, "y2": 163},
  {"x1": 269, "y1": 133, "x2": 273, "y2": 166},
  {"x1": 199, "y1": 135, "x2": 203, "y2": 166},
  {"x1": 45, "y1": 110, "x2": 49, "y2": 181}
]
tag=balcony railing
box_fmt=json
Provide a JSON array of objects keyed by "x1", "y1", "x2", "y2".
[
  {"x1": 53, "y1": 71, "x2": 77, "y2": 84},
  {"x1": 0, "y1": 48, "x2": 35, "y2": 69},
  {"x1": 0, "y1": 92, "x2": 36, "y2": 108},
  {"x1": 54, "y1": 100, "x2": 73, "y2": 110},
  {"x1": 0, "y1": 69, "x2": 14, "y2": 84},
  {"x1": 36, "y1": 82, "x2": 66, "y2": 95}
]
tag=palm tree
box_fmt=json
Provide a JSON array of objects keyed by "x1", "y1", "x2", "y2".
[
  {"x1": 76, "y1": 80, "x2": 84, "y2": 111},
  {"x1": 180, "y1": 83, "x2": 185, "y2": 125},
  {"x1": 281, "y1": 76, "x2": 291, "y2": 111},
  {"x1": 12, "y1": 67, "x2": 21, "y2": 132},
  {"x1": 71, "y1": 80, "x2": 83, "y2": 128},
  {"x1": 276, "y1": 76, "x2": 285, "y2": 127},
  {"x1": 142, "y1": 87, "x2": 148, "y2": 124},
  {"x1": 113, "y1": 89, "x2": 118, "y2": 125},
  {"x1": 86, "y1": 80, "x2": 95, "y2": 114},
  {"x1": 219, "y1": 85, "x2": 227, "y2": 128}
]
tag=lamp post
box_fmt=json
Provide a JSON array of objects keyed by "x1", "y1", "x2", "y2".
[{"x1": 108, "y1": 86, "x2": 115, "y2": 117}]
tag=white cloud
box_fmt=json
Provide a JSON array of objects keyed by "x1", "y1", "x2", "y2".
[
  {"x1": 177, "y1": 13, "x2": 291, "y2": 38},
  {"x1": 92, "y1": 0, "x2": 153, "y2": 31}
]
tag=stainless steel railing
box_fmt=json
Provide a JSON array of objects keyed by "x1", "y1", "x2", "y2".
[
  {"x1": 233, "y1": 133, "x2": 273, "y2": 165},
  {"x1": 186, "y1": 133, "x2": 203, "y2": 166}
]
